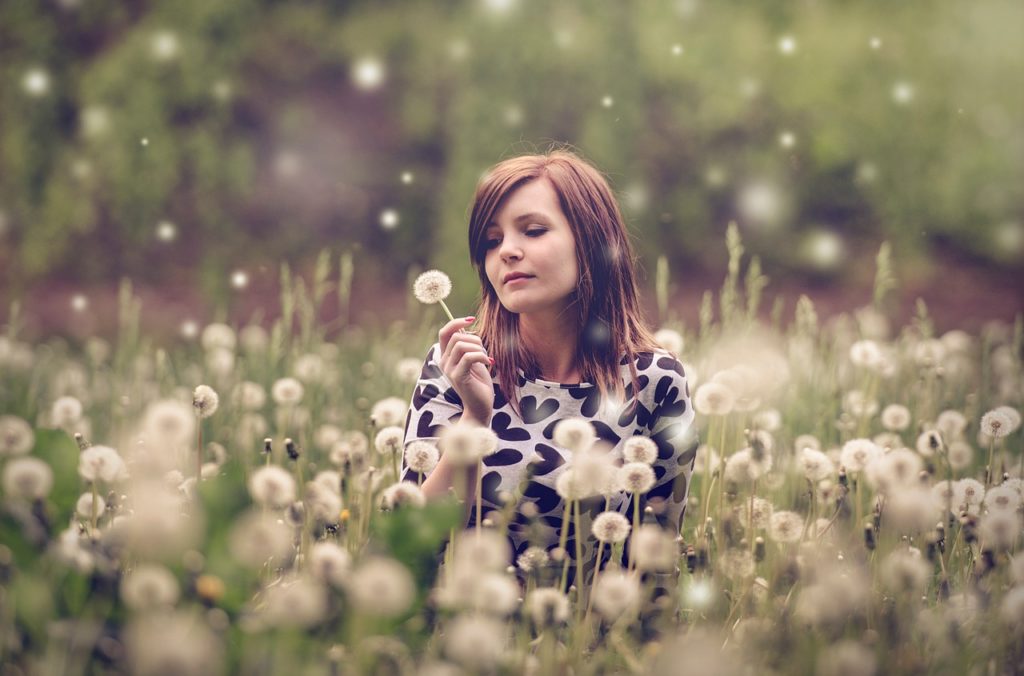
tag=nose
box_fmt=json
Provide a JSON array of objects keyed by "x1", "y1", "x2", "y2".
[{"x1": 498, "y1": 235, "x2": 523, "y2": 262}]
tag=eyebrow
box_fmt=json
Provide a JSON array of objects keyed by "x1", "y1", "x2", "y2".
[{"x1": 485, "y1": 212, "x2": 550, "y2": 230}]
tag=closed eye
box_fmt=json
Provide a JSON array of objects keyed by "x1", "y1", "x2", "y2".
[{"x1": 484, "y1": 228, "x2": 546, "y2": 249}]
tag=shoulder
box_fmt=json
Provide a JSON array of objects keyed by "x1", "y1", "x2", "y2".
[
  {"x1": 621, "y1": 349, "x2": 691, "y2": 404},
  {"x1": 620, "y1": 349, "x2": 688, "y2": 379}
]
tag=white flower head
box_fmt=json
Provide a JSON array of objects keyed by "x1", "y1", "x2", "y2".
[
  {"x1": 396, "y1": 357, "x2": 423, "y2": 383},
  {"x1": 443, "y1": 614, "x2": 506, "y2": 670},
  {"x1": 915, "y1": 429, "x2": 944, "y2": 457},
  {"x1": 439, "y1": 425, "x2": 483, "y2": 466},
  {"x1": 622, "y1": 436, "x2": 658, "y2": 464},
  {"x1": 192, "y1": 385, "x2": 219, "y2": 419},
  {"x1": 978, "y1": 511, "x2": 1020, "y2": 551},
  {"x1": 525, "y1": 588, "x2": 570, "y2": 628},
  {"x1": 553, "y1": 418, "x2": 596, "y2": 454},
  {"x1": 412, "y1": 269, "x2": 452, "y2": 305},
  {"x1": 935, "y1": 409, "x2": 968, "y2": 440},
  {"x1": 555, "y1": 467, "x2": 590, "y2": 501},
  {"x1": 371, "y1": 397, "x2": 408, "y2": 427},
  {"x1": 346, "y1": 557, "x2": 416, "y2": 617},
  {"x1": 233, "y1": 381, "x2": 266, "y2": 410},
  {"x1": 248, "y1": 465, "x2": 296, "y2": 508},
  {"x1": 2, "y1": 457, "x2": 53, "y2": 500},
  {"x1": 693, "y1": 381, "x2": 735, "y2": 416},
  {"x1": 76, "y1": 492, "x2": 106, "y2": 519},
  {"x1": 592, "y1": 570, "x2": 641, "y2": 620},
  {"x1": 453, "y1": 529, "x2": 511, "y2": 571},
  {"x1": 994, "y1": 406, "x2": 1021, "y2": 434},
  {"x1": 309, "y1": 542, "x2": 352, "y2": 588},
  {"x1": 654, "y1": 328, "x2": 684, "y2": 355},
  {"x1": 0, "y1": 416, "x2": 34, "y2": 456},
  {"x1": 78, "y1": 445, "x2": 127, "y2": 483},
  {"x1": 630, "y1": 524, "x2": 678, "y2": 572},
  {"x1": 51, "y1": 396, "x2": 84, "y2": 427},
  {"x1": 768, "y1": 510, "x2": 804, "y2": 543},
  {"x1": 618, "y1": 462, "x2": 656, "y2": 494},
  {"x1": 849, "y1": 339, "x2": 883, "y2": 370},
  {"x1": 946, "y1": 440, "x2": 974, "y2": 470},
  {"x1": 200, "y1": 323, "x2": 236, "y2": 352},
  {"x1": 229, "y1": 510, "x2": 293, "y2": 569},
  {"x1": 984, "y1": 484, "x2": 1022, "y2": 512},
  {"x1": 271, "y1": 377, "x2": 304, "y2": 406},
  {"x1": 881, "y1": 404, "x2": 911, "y2": 431},
  {"x1": 374, "y1": 426, "x2": 405, "y2": 456},
  {"x1": 840, "y1": 438, "x2": 882, "y2": 473},
  {"x1": 879, "y1": 548, "x2": 929, "y2": 594},
  {"x1": 121, "y1": 564, "x2": 180, "y2": 610},
  {"x1": 140, "y1": 400, "x2": 195, "y2": 449},
  {"x1": 261, "y1": 576, "x2": 329, "y2": 629},
  {"x1": 799, "y1": 446, "x2": 835, "y2": 482},
  {"x1": 379, "y1": 481, "x2": 426, "y2": 510},
  {"x1": 980, "y1": 409, "x2": 1013, "y2": 439},
  {"x1": 591, "y1": 511, "x2": 631, "y2": 543},
  {"x1": 404, "y1": 440, "x2": 440, "y2": 474}
]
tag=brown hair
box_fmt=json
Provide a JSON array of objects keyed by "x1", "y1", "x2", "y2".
[{"x1": 467, "y1": 146, "x2": 662, "y2": 420}]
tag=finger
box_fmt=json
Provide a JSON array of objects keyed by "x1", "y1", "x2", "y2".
[
  {"x1": 451, "y1": 350, "x2": 492, "y2": 382},
  {"x1": 439, "y1": 316, "x2": 476, "y2": 356},
  {"x1": 441, "y1": 330, "x2": 485, "y2": 370},
  {"x1": 448, "y1": 342, "x2": 487, "y2": 375}
]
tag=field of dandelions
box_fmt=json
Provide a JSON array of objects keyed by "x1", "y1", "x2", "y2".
[{"x1": 1, "y1": 233, "x2": 1022, "y2": 676}]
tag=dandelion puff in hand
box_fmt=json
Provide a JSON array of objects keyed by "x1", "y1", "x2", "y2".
[
  {"x1": 591, "y1": 511, "x2": 631, "y2": 543},
  {"x1": 192, "y1": 385, "x2": 219, "y2": 418},
  {"x1": 413, "y1": 269, "x2": 458, "y2": 321}
]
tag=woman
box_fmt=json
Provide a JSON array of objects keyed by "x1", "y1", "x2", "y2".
[{"x1": 401, "y1": 148, "x2": 697, "y2": 588}]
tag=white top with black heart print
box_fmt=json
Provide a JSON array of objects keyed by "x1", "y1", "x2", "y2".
[{"x1": 401, "y1": 341, "x2": 697, "y2": 589}]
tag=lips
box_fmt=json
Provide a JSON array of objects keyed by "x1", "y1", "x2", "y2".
[{"x1": 503, "y1": 273, "x2": 534, "y2": 284}]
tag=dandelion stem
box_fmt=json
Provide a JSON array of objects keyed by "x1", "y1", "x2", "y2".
[
  {"x1": 574, "y1": 500, "x2": 584, "y2": 612},
  {"x1": 438, "y1": 300, "x2": 456, "y2": 323},
  {"x1": 630, "y1": 492, "x2": 640, "y2": 571},
  {"x1": 558, "y1": 500, "x2": 572, "y2": 592}
]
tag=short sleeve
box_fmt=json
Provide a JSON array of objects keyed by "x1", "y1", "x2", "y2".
[
  {"x1": 642, "y1": 355, "x2": 698, "y2": 536},
  {"x1": 400, "y1": 342, "x2": 465, "y2": 482}
]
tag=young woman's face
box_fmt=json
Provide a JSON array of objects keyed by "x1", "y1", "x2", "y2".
[{"x1": 484, "y1": 178, "x2": 580, "y2": 317}]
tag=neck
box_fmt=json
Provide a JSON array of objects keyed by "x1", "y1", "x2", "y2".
[{"x1": 518, "y1": 307, "x2": 581, "y2": 382}]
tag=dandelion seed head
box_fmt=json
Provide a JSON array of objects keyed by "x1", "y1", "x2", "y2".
[
  {"x1": 768, "y1": 510, "x2": 804, "y2": 543},
  {"x1": 453, "y1": 529, "x2": 511, "y2": 571},
  {"x1": 248, "y1": 466, "x2": 296, "y2": 508},
  {"x1": 694, "y1": 381, "x2": 736, "y2": 416},
  {"x1": 150, "y1": 30, "x2": 180, "y2": 61},
  {"x1": 2, "y1": 457, "x2": 53, "y2": 500},
  {"x1": 799, "y1": 447, "x2": 834, "y2": 482},
  {"x1": 78, "y1": 445, "x2": 127, "y2": 483},
  {"x1": 404, "y1": 440, "x2": 440, "y2": 474},
  {"x1": 192, "y1": 385, "x2": 219, "y2": 419},
  {"x1": 125, "y1": 611, "x2": 222, "y2": 676},
  {"x1": 121, "y1": 564, "x2": 180, "y2": 610},
  {"x1": 880, "y1": 549, "x2": 930, "y2": 594},
  {"x1": 412, "y1": 270, "x2": 452, "y2": 305},
  {"x1": 271, "y1": 377, "x2": 304, "y2": 406},
  {"x1": 76, "y1": 492, "x2": 105, "y2": 519},
  {"x1": 981, "y1": 409, "x2": 1013, "y2": 439},
  {"x1": 553, "y1": 418, "x2": 596, "y2": 454},
  {"x1": 374, "y1": 426, "x2": 405, "y2": 456},
  {"x1": 51, "y1": 396, "x2": 83, "y2": 427},
  {"x1": 630, "y1": 524, "x2": 678, "y2": 572},
  {"x1": 262, "y1": 575, "x2": 329, "y2": 629},
  {"x1": 22, "y1": 67, "x2": 50, "y2": 96},
  {"x1": 946, "y1": 440, "x2": 974, "y2": 470},
  {"x1": 309, "y1": 541, "x2": 352, "y2": 588},
  {"x1": 0, "y1": 416, "x2": 34, "y2": 457},
  {"x1": 840, "y1": 438, "x2": 882, "y2": 473},
  {"x1": 444, "y1": 614, "x2": 506, "y2": 670},
  {"x1": 516, "y1": 546, "x2": 549, "y2": 573},
  {"x1": 979, "y1": 511, "x2": 1020, "y2": 551},
  {"x1": 592, "y1": 511, "x2": 631, "y2": 543},
  {"x1": 653, "y1": 328, "x2": 684, "y2": 356},
  {"x1": 718, "y1": 548, "x2": 756, "y2": 581},
  {"x1": 347, "y1": 557, "x2": 416, "y2": 617},
  {"x1": 881, "y1": 404, "x2": 911, "y2": 431},
  {"x1": 618, "y1": 462, "x2": 656, "y2": 494},
  {"x1": 525, "y1": 588, "x2": 570, "y2": 627},
  {"x1": 592, "y1": 570, "x2": 641, "y2": 620},
  {"x1": 379, "y1": 481, "x2": 426, "y2": 510},
  {"x1": 622, "y1": 436, "x2": 658, "y2": 464},
  {"x1": 200, "y1": 323, "x2": 236, "y2": 352}
]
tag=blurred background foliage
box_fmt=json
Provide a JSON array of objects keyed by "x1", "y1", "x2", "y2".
[{"x1": 0, "y1": 0, "x2": 1021, "y2": 335}]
